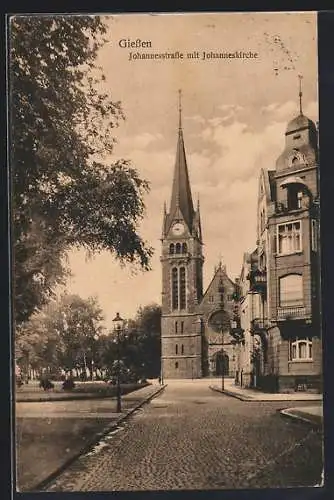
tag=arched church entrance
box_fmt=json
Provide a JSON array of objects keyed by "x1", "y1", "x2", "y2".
[{"x1": 215, "y1": 350, "x2": 229, "y2": 376}]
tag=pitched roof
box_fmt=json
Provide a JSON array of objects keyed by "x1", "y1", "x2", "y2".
[{"x1": 169, "y1": 126, "x2": 194, "y2": 231}]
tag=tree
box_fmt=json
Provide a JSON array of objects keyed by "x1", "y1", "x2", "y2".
[
  {"x1": 10, "y1": 16, "x2": 153, "y2": 324},
  {"x1": 15, "y1": 293, "x2": 105, "y2": 377},
  {"x1": 122, "y1": 304, "x2": 161, "y2": 379}
]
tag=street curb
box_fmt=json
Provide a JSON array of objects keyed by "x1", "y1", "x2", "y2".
[
  {"x1": 280, "y1": 408, "x2": 323, "y2": 428},
  {"x1": 209, "y1": 385, "x2": 253, "y2": 401},
  {"x1": 29, "y1": 384, "x2": 166, "y2": 492},
  {"x1": 209, "y1": 385, "x2": 323, "y2": 403}
]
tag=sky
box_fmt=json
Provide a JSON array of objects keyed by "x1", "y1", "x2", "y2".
[{"x1": 63, "y1": 12, "x2": 318, "y2": 331}]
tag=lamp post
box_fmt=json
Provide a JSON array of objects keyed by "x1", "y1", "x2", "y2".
[
  {"x1": 112, "y1": 312, "x2": 124, "y2": 413},
  {"x1": 91, "y1": 333, "x2": 99, "y2": 380},
  {"x1": 221, "y1": 326, "x2": 225, "y2": 391}
]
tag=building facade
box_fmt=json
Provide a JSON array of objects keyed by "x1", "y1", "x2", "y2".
[
  {"x1": 161, "y1": 89, "x2": 321, "y2": 389},
  {"x1": 235, "y1": 94, "x2": 322, "y2": 393}
]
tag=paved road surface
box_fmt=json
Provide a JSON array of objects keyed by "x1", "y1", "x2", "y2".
[{"x1": 45, "y1": 380, "x2": 323, "y2": 491}]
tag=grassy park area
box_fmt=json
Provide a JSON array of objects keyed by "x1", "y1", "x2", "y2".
[
  {"x1": 15, "y1": 382, "x2": 159, "y2": 491},
  {"x1": 16, "y1": 380, "x2": 149, "y2": 402}
]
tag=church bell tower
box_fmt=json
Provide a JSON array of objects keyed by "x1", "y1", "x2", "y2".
[{"x1": 160, "y1": 91, "x2": 204, "y2": 379}]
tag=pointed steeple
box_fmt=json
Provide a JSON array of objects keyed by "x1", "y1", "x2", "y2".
[{"x1": 169, "y1": 89, "x2": 194, "y2": 230}]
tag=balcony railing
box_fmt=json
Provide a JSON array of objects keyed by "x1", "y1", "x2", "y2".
[
  {"x1": 247, "y1": 269, "x2": 267, "y2": 291},
  {"x1": 277, "y1": 305, "x2": 307, "y2": 321}
]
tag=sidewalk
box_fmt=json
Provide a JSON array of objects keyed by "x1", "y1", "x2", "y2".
[
  {"x1": 17, "y1": 383, "x2": 166, "y2": 491},
  {"x1": 280, "y1": 405, "x2": 323, "y2": 427},
  {"x1": 210, "y1": 378, "x2": 323, "y2": 402}
]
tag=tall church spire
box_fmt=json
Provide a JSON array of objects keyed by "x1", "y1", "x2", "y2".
[{"x1": 169, "y1": 89, "x2": 194, "y2": 230}]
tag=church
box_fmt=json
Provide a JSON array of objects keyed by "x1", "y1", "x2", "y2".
[
  {"x1": 160, "y1": 84, "x2": 321, "y2": 391},
  {"x1": 160, "y1": 92, "x2": 240, "y2": 379}
]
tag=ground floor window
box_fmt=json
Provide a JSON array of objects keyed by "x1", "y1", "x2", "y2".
[{"x1": 289, "y1": 337, "x2": 312, "y2": 361}]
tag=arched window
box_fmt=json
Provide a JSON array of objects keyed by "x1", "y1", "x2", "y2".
[
  {"x1": 175, "y1": 321, "x2": 178, "y2": 334},
  {"x1": 279, "y1": 274, "x2": 303, "y2": 306},
  {"x1": 169, "y1": 243, "x2": 175, "y2": 254},
  {"x1": 181, "y1": 321, "x2": 184, "y2": 334},
  {"x1": 181, "y1": 344, "x2": 184, "y2": 355},
  {"x1": 175, "y1": 344, "x2": 178, "y2": 355},
  {"x1": 172, "y1": 268, "x2": 178, "y2": 310},
  {"x1": 175, "y1": 243, "x2": 181, "y2": 254},
  {"x1": 180, "y1": 267, "x2": 186, "y2": 309},
  {"x1": 182, "y1": 243, "x2": 188, "y2": 254},
  {"x1": 287, "y1": 185, "x2": 304, "y2": 211}
]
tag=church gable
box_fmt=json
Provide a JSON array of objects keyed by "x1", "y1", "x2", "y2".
[{"x1": 199, "y1": 264, "x2": 236, "y2": 313}]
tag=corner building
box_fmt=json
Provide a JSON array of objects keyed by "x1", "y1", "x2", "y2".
[{"x1": 239, "y1": 97, "x2": 322, "y2": 392}]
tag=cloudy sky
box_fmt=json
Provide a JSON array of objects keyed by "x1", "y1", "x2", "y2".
[{"x1": 64, "y1": 12, "x2": 318, "y2": 330}]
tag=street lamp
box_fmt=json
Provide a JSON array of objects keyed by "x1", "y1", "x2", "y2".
[{"x1": 112, "y1": 312, "x2": 124, "y2": 413}]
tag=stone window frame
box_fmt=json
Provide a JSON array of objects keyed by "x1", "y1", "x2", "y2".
[
  {"x1": 277, "y1": 219, "x2": 302, "y2": 256},
  {"x1": 171, "y1": 266, "x2": 187, "y2": 311},
  {"x1": 279, "y1": 273, "x2": 303, "y2": 307},
  {"x1": 289, "y1": 337, "x2": 313, "y2": 362}
]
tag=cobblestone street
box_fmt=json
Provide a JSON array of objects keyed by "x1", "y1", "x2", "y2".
[{"x1": 45, "y1": 380, "x2": 323, "y2": 491}]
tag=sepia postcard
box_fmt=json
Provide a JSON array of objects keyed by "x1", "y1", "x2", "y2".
[{"x1": 9, "y1": 11, "x2": 323, "y2": 493}]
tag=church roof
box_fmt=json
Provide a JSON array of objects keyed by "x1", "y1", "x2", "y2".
[{"x1": 169, "y1": 124, "x2": 194, "y2": 231}]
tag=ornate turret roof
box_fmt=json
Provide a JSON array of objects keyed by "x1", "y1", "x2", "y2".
[
  {"x1": 276, "y1": 76, "x2": 318, "y2": 172},
  {"x1": 286, "y1": 114, "x2": 316, "y2": 135}
]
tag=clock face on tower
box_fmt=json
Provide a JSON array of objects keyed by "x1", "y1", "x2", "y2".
[{"x1": 172, "y1": 222, "x2": 185, "y2": 236}]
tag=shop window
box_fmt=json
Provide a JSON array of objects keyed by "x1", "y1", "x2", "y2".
[
  {"x1": 290, "y1": 338, "x2": 312, "y2": 361},
  {"x1": 279, "y1": 274, "x2": 303, "y2": 306}
]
